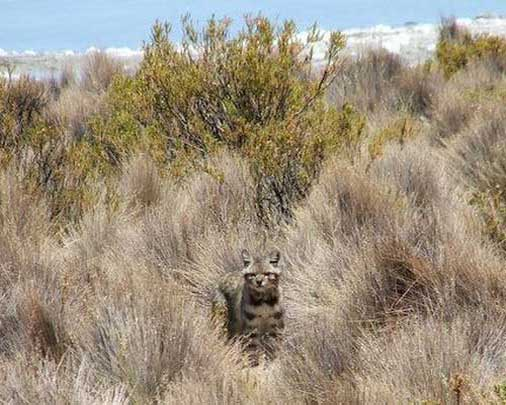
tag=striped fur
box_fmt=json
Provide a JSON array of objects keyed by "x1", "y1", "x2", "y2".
[{"x1": 211, "y1": 249, "x2": 285, "y2": 360}]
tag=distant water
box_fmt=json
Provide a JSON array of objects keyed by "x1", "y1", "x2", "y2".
[
  {"x1": 2, "y1": 0, "x2": 506, "y2": 53},
  {"x1": 3, "y1": 1, "x2": 506, "y2": 78}
]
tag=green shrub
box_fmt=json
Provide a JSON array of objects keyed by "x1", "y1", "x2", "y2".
[
  {"x1": 98, "y1": 16, "x2": 366, "y2": 223},
  {"x1": 0, "y1": 16, "x2": 365, "y2": 226},
  {"x1": 436, "y1": 19, "x2": 506, "y2": 78}
]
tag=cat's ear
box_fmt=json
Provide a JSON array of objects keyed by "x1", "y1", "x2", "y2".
[
  {"x1": 268, "y1": 250, "x2": 281, "y2": 267},
  {"x1": 241, "y1": 249, "x2": 252, "y2": 268}
]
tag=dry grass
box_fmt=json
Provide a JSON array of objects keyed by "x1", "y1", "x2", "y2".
[
  {"x1": 45, "y1": 85, "x2": 102, "y2": 142},
  {"x1": 4, "y1": 19, "x2": 506, "y2": 405},
  {"x1": 430, "y1": 58, "x2": 506, "y2": 142},
  {"x1": 329, "y1": 49, "x2": 441, "y2": 118},
  {"x1": 81, "y1": 51, "x2": 123, "y2": 93},
  {"x1": 328, "y1": 49, "x2": 403, "y2": 112}
]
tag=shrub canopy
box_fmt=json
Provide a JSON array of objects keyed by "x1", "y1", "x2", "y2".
[{"x1": 102, "y1": 16, "x2": 363, "y2": 223}]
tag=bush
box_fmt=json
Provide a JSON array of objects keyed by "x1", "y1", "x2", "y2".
[
  {"x1": 0, "y1": 76, "x2": 48, "y2": 160},
  {"x1": 100, "y1": 16, "x2": 365, "y2": 224},
  {"x1": 436, "y1": 18, "x2": 506, "y2": 78}
]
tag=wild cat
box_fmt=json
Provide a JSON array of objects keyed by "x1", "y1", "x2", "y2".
[{"x1": 211, "y1": 249, "x2": 285, "y2": 364}]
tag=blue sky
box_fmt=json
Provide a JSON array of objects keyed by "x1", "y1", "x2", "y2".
[{"x1": 2, "y1": 0, "x2": 506, "y2": 51}]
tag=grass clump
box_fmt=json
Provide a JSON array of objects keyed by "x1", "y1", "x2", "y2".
[{"x1": 448, "y1": 108, "x2": 506, "y2": 252}]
